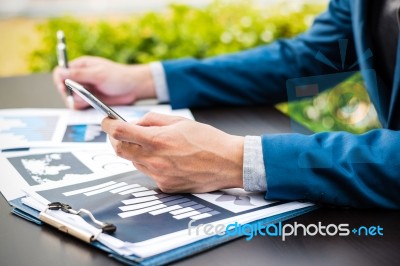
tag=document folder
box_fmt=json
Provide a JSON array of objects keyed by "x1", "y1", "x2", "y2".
[{"x1": 7, "y1": 171, "x2": 317, "y2": 266}]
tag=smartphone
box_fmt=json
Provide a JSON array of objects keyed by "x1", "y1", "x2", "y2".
[{"x1": 65, "y1": 79, "x2": 126, "y2": 121}]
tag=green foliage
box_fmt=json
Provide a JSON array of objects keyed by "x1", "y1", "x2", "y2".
[
  {"x1": 29, "y1": 1, "x2": 324, "y2": 71},
  {"x1": 28, "y1": 0, "x2": 381, "y2": 133}
]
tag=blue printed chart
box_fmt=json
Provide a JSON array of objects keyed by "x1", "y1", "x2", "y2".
[
  {"x1": 0, "y1": 106, "x2": 194, "y2": 149},
  {"x1": 62, "y1": 124, "x2": 107, "y2": 143},
  {"x1": 0, "y1": 115, "x2": 59, "y2": 143},
  {"x1": 0, "y1": 109, "x2": 65, "y2": 149},
  {"x1": 36, "y1": 171, "x2": 286, "y2": 243}
]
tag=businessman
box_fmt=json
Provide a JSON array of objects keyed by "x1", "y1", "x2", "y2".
[{"x1": 53, "y1": 0, "x2": 400, "y2": 209}]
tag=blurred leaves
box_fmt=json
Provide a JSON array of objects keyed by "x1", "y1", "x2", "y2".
[
  {"x1": 28, "y1": 0, "x2": 381, "y2": 133},
  {"x1": 29, "y1": 1, "x2": 323, "y2": 70}
]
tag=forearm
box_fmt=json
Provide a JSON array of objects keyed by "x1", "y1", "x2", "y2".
[{"x1": 261, "y1": 130, "x2": 400, "y2": 209}]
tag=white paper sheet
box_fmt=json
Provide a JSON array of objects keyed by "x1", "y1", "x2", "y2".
[{"x1": 0, "y1": 148, "x2": 135, "y2": 200}]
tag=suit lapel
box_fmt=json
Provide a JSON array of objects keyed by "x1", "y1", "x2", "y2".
[
  {"x1": 387, "y1": 11, "x2": 400, "y2": 128},
  {"x1": 353, "y1": 0, "x2": 394, "y2": 127},
  {"x1": 351, "y1": 0, "x2": 372, "y2": 70}
]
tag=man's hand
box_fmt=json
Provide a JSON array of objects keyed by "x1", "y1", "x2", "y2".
[
  {"x1": 53, "y1": 56, "x2": 156, "y2": 109},
  {"x1": 101, "y1": 113, "x2": 244, "y2": 193}
]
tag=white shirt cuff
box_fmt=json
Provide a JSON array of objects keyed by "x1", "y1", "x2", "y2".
[
  {"x1": 243, "y1": 136, "x2": 267, "y2": 192},
  {"x1": 149, "y1": 62, "x2": 170, "y2": 103}
]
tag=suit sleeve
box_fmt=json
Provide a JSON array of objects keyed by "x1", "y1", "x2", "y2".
[
  {"x1": 162, "y1": 0, "x2": 357, "y2": 109},
  {"x1": 262, "y1": 130, "x2": 400, "y2": 209}
]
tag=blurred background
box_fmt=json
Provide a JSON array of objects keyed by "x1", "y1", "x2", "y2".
[{"x1": 0, "y1": 0, "x2": 381, "y2": 133}]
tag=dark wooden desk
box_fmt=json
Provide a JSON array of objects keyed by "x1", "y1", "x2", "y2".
[{"x1": 0, "y1": 74, "x2": 399, "y2": 266}]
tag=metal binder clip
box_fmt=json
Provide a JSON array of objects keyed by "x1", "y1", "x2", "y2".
[{"x1": 46, "y1": 202, "x2": 117, "y2": 234}]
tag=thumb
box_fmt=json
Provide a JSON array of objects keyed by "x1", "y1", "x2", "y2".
[
  {"x1": 137, "y1": 112, "x2": 185, "y2": 127},
  {"x1": 53, "y1": 66, "x2": 70, "y2": 95}
]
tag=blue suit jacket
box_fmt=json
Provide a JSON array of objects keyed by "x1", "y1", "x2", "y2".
[{"x1": 161, "y1": 0, "x2": 400, "y2": 208}]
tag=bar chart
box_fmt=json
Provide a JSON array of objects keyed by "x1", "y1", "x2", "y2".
[
  {"x1": 36, "y1": 171, "x2": 278, "y2": 243},
  {"x1": 63, "y1": 180, "x2": 220, "y2": 221}
]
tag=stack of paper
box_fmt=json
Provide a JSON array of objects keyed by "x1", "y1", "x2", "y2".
[{"x1": 0, "y1": 105, "x2": 315, "y2": 266}]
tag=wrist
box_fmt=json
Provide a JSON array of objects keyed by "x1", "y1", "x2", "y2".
[
  {"x1": 222, "y1": 135, "x2": 244, "y2": 189},
  {"x1": 127, "y1": 64, "x2": 157, "y2": 100}
]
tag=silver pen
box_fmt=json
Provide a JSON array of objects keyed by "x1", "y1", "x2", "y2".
[{"x1": 57, "y1": 30, "x2": 74, "y2": 109}]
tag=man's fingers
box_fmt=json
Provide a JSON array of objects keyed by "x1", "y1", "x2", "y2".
[
  {"x1": 53, "y1": 66, "x2": 82, "y2": 109},
  {"x1": 53, "y1": 66, "x2": 69, "y2": 96},
  {"x1": 96, "y1": 93, "x2": 135, "y2": 106},
  {"x1": 53, "y1": 57, "x2": 97, "y2": 88},
  {"x1": 67, "y1": 67, "x2": 99, "y2": 84},
  {"x1": 113, "y1": 140, "x2": 144, "y2": 161},
  {"x1": 102, "y1": 118, "x2": 152, "y2": 145},
  {"x1": 137, "y1": 112, "x2": 185, "y2": 127},
  {"x1": 72, "y1": 94, "x2": 89, "y2": 109},
  {"x1": 53, "y1": 63, "x2": 99, "y2": 100},
  {"x1": 108, "y1": 137, "x2": 149, "y2": 165}
]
